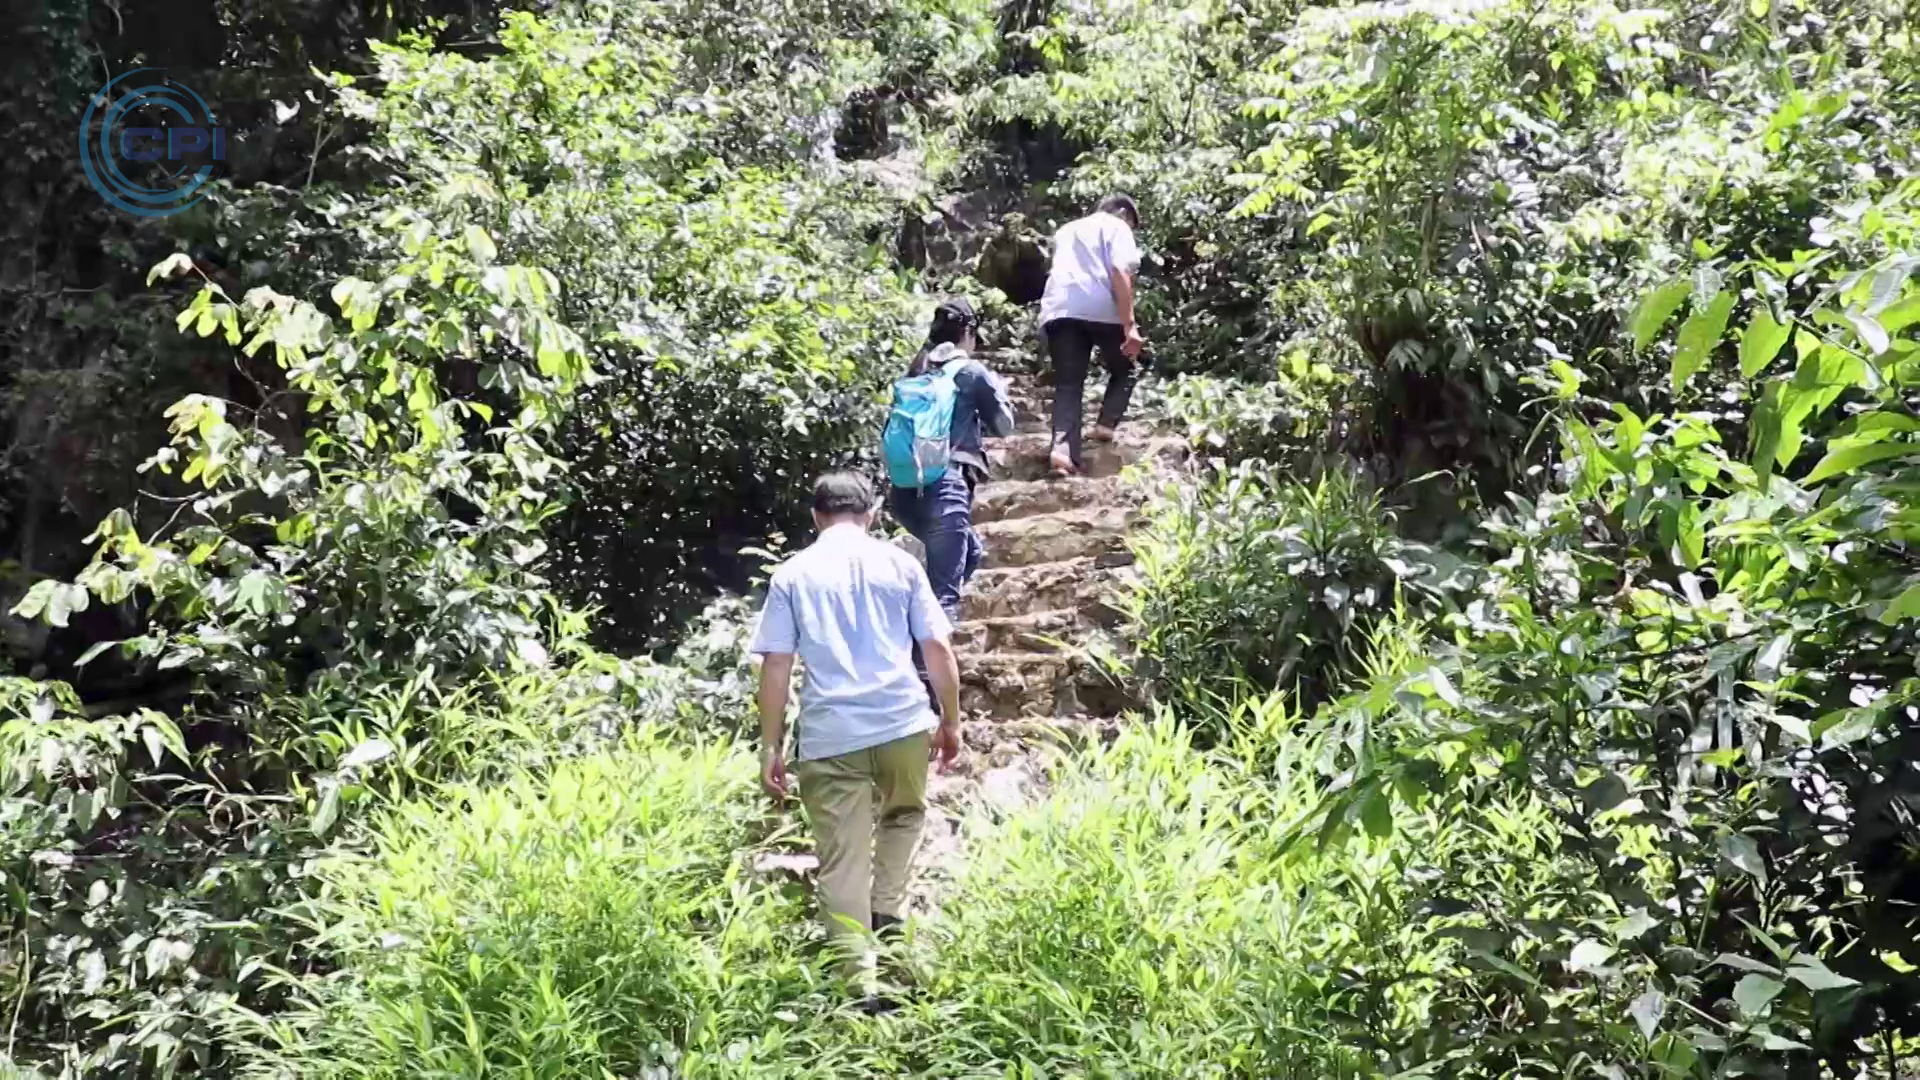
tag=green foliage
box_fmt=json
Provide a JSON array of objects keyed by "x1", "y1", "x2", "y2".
[
  {"x1": 229, "y1": 734, "x2": 807, "y2": 1078},
  {"x1": 299, "y1": 10, "x2": 955, "y2": 646},
  {"x1": 1289, "y1": 209, "x2": 1920, "y2": 1073},
  {"x1": 232, "y1": 715, "x2": 1455, "y2": 1077},
  {"x1": 1127, "y1": 462, "x2": 1455, "y2": 718},
  {"x1": 1159, "y1": 350, "x2": 1351, "y2": 465}
]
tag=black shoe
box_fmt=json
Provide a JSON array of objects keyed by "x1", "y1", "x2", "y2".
[
  {"x1": 872, "y1": 912, "x2": 904, "y2": 944},
  {"x1": 857, "y1": 994, "x2": 902, "y2": 1016}
]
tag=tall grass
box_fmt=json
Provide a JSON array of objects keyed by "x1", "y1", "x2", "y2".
[{"x1": 232, "y1": 717, "x2": 1451, "y2": 1077}]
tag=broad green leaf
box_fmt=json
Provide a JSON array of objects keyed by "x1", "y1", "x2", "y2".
[
  {"x1": 1866, "y1": 259, "x2": 1917, "y2": 316},
  {"x1": 1676, "y1": 501, "x2": 1704, "y2": 569},
  {"x1": 1786, "y1": 956, "x2": 1858, "y2": 991},
  {"x1": 1671, "y1": 291, "x2": 1735, "y2": 392},
  {"x1": 147, "y1": 252, "x2": 194, "y2": 285},
  {"x1": 74, "y1": 639, "x2": 119, "y2": 667},
  {"x1": 312, "y1": 784, "x2": 341, "y2": 838},
  {"x1": 1801, "y1": 441, "x2": 1912, "y2": 485},
  {"x1": 1720, "y1": 833, "x2": 1766, "y2": 884},
  {"x1": 1748, "y1": 381, "x2": 1785, "y2": 480},
  {"x1": 142, "y1": 725, "x2": 169, "y2": 767},
  {"x1": 464, "y1": 224, "x2": 498, "y2": 266},
  {"x1": 25, "y1": 582, "x2": 91, "y2": 629},
  {"x1": 1612, "y1": 910, "x2": 1660, "y2": 940},
  {"x1": 1359, "y1": 787, "x2": 1393, "y2": 839},
  {"x1": 1715, "y1": 952, "x2": 1782, "y2": 975},
  {"x1": 1629, "y1": 987, "x2": 1667, "y2": 1040},
  {"x1": 1880, "y1": 294, "x2": 1920, "y2": 334},
  {"x1": 1880, "y1": 582, "x2": 1920, "y2": 624},
  {"x1": 1738, "y1": 308, "x2": 1791, "y2": 377},
  {"x1": 1650, "y1": 1033, "x2": 1698, "y2": 1072},
  {"x1": 1568, "y1": 939, "x2": 1615, "y2": 973},
  {"x1": 1845, "y1": 312, "x2": 1891, "y2": 355},
  {"x1": 235, "y1": 571, "x2": 276, "y2": 617},
  {"x1": 1732, "y1": 973, "x2": 1784, "y2": 1016},
  {"x1": 1630, "y1": 279, "x2": 1691, "y2": 351},
  {"x1": 1582, "y1": 773, "x2": 1629, "y2": 812},
  {"x1": 9, "y1": 578, "x2": 55, "y2": 621},
  {"x1": 1815, "y1": 707, "x2": 1880, "y2": 749}
]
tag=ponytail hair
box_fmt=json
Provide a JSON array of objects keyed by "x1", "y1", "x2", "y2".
[{"x1": 908, "y1": 297, "x2": 979, "y2": 376}]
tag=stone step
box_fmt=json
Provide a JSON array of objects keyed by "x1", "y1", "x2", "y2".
[
  {"x1": 987, "y1": 424, "x2": 1186, "y2": 481},
  {"x1": 960, "y1": 650, "x2": 1141, "y2": 719},
  {"x1": 973, "y1": 475, "x2": 1134, "y2": 524},
  {"x1": 976, "y1": 504, "x2": 1138, "y2": 569},
  {"x1": 962, "y1": 555, "x2": 1137, "y2": 622},
  {"x1": 952, "y1": 608, "x2": 1087, "y2": 655}
]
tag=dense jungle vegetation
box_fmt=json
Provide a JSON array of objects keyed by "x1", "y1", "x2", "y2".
[{"x1": 4, "y1": 0, "x2": 1920, "y2": 1075}]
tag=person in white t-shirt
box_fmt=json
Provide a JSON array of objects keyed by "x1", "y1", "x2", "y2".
[{"x1": 1036, "y1": 194, "x2": 1147, "y2": 477}]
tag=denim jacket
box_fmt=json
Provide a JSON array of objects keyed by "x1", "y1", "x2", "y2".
[{"x1": 893, "y1": 343, "x2": 1016, "y2": 484}]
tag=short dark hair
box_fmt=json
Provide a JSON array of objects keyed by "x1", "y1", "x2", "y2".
[
  {"x1": 1097, "y1": 193, "x2": 1139, "y2": 226},
  {"x1": 812, "y1": 472, "x2": 875, "y2": 518}
]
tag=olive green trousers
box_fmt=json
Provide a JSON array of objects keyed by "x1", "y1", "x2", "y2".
[{"x1": 795, "y1": 729, "x2": 930, "y2": 950}]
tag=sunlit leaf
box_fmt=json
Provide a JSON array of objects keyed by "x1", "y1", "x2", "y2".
[
  {"x1": 1629, "y1": 986, "x2": 1666, "y2": 1039},
  {"x1": 1738, "y1": 308, "x2": 1791, "y2": 378},
  {"x1": 1671, "y1": 291, "x2": 1734, "y2": 392},
  {"x1": 1568, "y1": 939, "x2": 1615, "y2": 973},
  {"x1": 1630, "y1": 279, "x2": 1691, "y2": 351},
  {"x1": 1732, "y1": 973, "x2": 1784, "y2": 1016},
  {"x1": 1786, "y1": 956, "x2": 1858, "y2": 992},
  {"x1": 1801, "y1": 441, "x2": 1911, "y2": 485}
]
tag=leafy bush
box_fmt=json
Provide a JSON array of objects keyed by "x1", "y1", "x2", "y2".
[
  {"x1": 1291, "y1": 210, "x2": 1920, "y2": 1073},
  {"x1": 1159, "y1": 351, "x2": 1350, "y2": 466},
  {"x1": 293, "y1": 13, "x2": 937, "y2": 648},
  {"x1": 1127, "y1": 462, "x2": 1455, "y2": 718}
]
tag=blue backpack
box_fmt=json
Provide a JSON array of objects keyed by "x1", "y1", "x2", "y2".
[{"x1": 881, "y1": 352, "x2": 970, "y2": 488}]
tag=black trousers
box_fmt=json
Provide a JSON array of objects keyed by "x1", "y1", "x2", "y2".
[{"x1": 1044, "y1": 318, "x2": 1137, "y2": 466}]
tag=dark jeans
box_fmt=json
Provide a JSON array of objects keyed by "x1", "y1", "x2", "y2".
[
  {"x1": 891, "y1": 470, "x2": 980, "y2": 705},
  {"x1": 889, "y1": 470, "x2": 981, "y2": 622},
  {"x1": 1044, "y1": 317, "x2": 1138, "y2": 467}
]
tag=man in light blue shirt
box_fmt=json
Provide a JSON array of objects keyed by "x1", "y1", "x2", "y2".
[{"x1": 750, "y1": 472, "x2": 962, "y2": 1007}]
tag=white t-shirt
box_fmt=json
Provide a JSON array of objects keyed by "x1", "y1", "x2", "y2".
[{"x1": 1038, "y1": 211, "x2": 1142, "y2": 328}]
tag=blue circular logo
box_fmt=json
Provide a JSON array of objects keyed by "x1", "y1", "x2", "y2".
[{"x1": 78, "y1": 69, "x2": 226, "y2": 218}]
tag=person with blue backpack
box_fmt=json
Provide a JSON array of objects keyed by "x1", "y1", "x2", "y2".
[{"x1": 881, "y1": 297, "x2": 1016, "y2": 623}]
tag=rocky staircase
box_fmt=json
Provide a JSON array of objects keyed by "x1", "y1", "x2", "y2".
[
  {"x1": 750, "y1": 348, "x2": 1191, "y2": 919},
  {"x1": 903, "y1": 349, "x2": 1189, "y2": 912}
]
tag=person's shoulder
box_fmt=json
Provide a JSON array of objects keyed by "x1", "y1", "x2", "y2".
[
  {"x1": 770, "y1": 540, "x2": 831, "y2": 581},
  {"x1": 860, "y1": 533, "x2": 925, "y2": 576},
  {"x1": 764, "y1": 556, "x2": 802, "y2": 590}
]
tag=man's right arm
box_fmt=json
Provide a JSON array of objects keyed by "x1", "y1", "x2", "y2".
[
  {"x1": 1107, "y1": 222, "x2": 1146, "y2": 359},
  {"x1": 749, "y1": 576, "x2": 799, "y2": 797}
]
